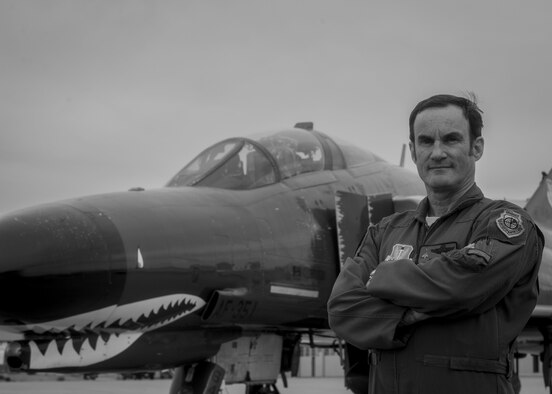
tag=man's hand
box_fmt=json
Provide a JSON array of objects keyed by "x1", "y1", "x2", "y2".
[
  {"x1": 403, "y1": 309, "x2": 432, "y2": 325},
  {"x1": 366, "y1": 269, "x2": 377, "y2": 287}
]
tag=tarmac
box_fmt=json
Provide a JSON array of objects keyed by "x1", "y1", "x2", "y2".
[{"x1": 0, "y1": 375, "x2": 548, "y2": 394}]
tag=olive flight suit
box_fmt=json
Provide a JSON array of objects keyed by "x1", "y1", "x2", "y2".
[{"x1": 328, "y1": 184, "x2": 543, "y2": 394}]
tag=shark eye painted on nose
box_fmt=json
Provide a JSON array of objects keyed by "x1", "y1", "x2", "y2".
[{"x1": 137, "y1": 248, "x2": 144, "y2": 269}]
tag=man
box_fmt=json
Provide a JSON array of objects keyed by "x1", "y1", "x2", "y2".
[{"x1": 328, "y1": 94, "x2": 544, "y2": 394}]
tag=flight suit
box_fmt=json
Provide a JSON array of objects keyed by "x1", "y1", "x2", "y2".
[{"x1": 328, "y1": 184, "x2": 543, "y2": 394}]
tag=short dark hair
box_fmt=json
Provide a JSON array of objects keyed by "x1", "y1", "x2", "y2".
[{"x1": 409, "y1": 94, "x2": 484, "y2": 144}]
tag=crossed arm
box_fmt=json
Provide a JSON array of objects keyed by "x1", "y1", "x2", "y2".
[{"x1": 327, "y1": 216, "x2": 542, "y2": 350}]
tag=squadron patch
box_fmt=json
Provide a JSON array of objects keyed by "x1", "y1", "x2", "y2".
[
  {"x1": 385, "y1": 244, "x2": 414, "y2": 261},
  {"x1": 496, "y1": 210, "x2": 524, "y2": 238}
]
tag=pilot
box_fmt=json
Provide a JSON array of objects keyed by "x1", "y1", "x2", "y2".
[
  {"x1": 217, "y1": 155, "x2": 246, "y2": 189},
  {"x1": 328, "y1": 94, "x2": 544, "y2": 394}
]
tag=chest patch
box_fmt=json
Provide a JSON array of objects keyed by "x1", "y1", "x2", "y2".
[
  {"x1": 496, "y1": 209, "x2": 524, "y2": 238},
  {"x1": 385, "y1": 244, "x2": 414, "y2": 261}
]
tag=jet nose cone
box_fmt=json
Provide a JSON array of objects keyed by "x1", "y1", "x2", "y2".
[{"x1": 0, "y1": 203, "x2": 126, "y2": 327}]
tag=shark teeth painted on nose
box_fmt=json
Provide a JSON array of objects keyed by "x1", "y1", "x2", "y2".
[
  {"x1": 28, "y1": 332, "x2": 143, "y2": 369},
  {"x1": 0, "y1": 294, "x2": 207, "y2": 370},
  {"x1": 0, "y1": 293, "x2": 206, "y2": 335},
  {"x1": 102, "y1": 294, "x2": 205, "y2": 329}
]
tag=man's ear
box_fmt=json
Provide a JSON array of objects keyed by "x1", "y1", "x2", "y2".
[
  {"x1": 471, "y1": 136, "x2": 484, "y2": 161},
  {"x1": 409, "y1": 141, "x2": 417, "y2": 163}
]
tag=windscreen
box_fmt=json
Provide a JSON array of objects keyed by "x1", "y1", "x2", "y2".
[
  {"x1": 166, "y1": 139, "x2": 276, "y2": 189},
  {"x1": 254, "y1": 129, "x2": 325, "y2": 179}
]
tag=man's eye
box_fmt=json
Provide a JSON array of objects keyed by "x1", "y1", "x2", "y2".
[{"x1": 445, "y1": 136, "x2": 461, "y2": 144}]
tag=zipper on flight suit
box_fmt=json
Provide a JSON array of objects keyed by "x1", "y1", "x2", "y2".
[
  {"x1": 413, "y1": 213, "x2": 448, "y2": 264},
  {"x1": 413, "y1": 197, "x2": 491, "y2": 265},
  {"x1": 412, "y1": 219, "x2": 432, "y2": 264}
]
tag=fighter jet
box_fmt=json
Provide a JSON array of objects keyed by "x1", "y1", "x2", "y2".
[
  {"x1": 0, "y1": 123, "x2": 550, "y2": 394},
  {"x1": 518, "y1": 168, "x2": 552, "y2": 391}
]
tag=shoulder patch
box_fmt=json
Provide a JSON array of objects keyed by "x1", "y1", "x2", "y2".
[
  {"x1": 496, "y1": 209, "x2": 524, "y2": 238},
  {"x1": 466, "y1": 247, "x2": 492, "y2": 264}
]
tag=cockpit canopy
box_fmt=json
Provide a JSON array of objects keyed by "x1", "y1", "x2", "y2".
[{"x1": 166, "y1": 128, "x2": 384, "y2": 190}]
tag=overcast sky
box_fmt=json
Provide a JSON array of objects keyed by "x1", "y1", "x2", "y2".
[{"x1": 1, "y1": 0, "x2": 551, "y2": 214}]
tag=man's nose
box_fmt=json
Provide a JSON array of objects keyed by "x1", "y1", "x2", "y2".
[{"x1": 430, "y1": 141, "x2": 447, "y2": 160}]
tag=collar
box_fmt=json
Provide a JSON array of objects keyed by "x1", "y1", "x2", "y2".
[{"x1": 413, "y1": 184, "x2": 484, "y2": 224}]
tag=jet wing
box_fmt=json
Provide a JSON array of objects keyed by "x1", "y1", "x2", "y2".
[{"x1": 525, "y1": 168, "x2": 552, "y2": 313}]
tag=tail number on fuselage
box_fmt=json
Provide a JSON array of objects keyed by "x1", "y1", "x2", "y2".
[{"x1": 217, "y1": 299, "x2": 258, "y2": 321}]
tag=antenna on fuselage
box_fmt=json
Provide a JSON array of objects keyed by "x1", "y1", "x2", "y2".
[
  {"x1": 399, "y1": 143, "x2": 406, "y2": 167},
  {"x1": 294, "y1": 122, "x2": 314, "y2": 131}
]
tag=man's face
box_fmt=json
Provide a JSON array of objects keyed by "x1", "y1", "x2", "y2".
[{"x1": 409, "y1": 105, "x2": 484, "y2": 194}]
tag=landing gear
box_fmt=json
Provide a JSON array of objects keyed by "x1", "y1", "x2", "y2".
[
  {"x1": 540, "y1": 326, "x2": 552, "y2": 393},
  {"x1": 342, "y1": 343, "x2": 369, "y2": 394},
  {"x1": 169, "y1": 361, "x2": 225, "y2": 394},
  {"x1": 511, "y1": 372, "x2": 521, "y2": 394}
]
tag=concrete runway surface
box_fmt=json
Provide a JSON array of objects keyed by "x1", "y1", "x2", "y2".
[{"x1": 0, "y1": 376, "x2": 548, "y2": 394}]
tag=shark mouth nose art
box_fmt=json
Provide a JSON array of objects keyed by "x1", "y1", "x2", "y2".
[{"x1": 1, "y1": 293, "x2": 205, "y2": 370}]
